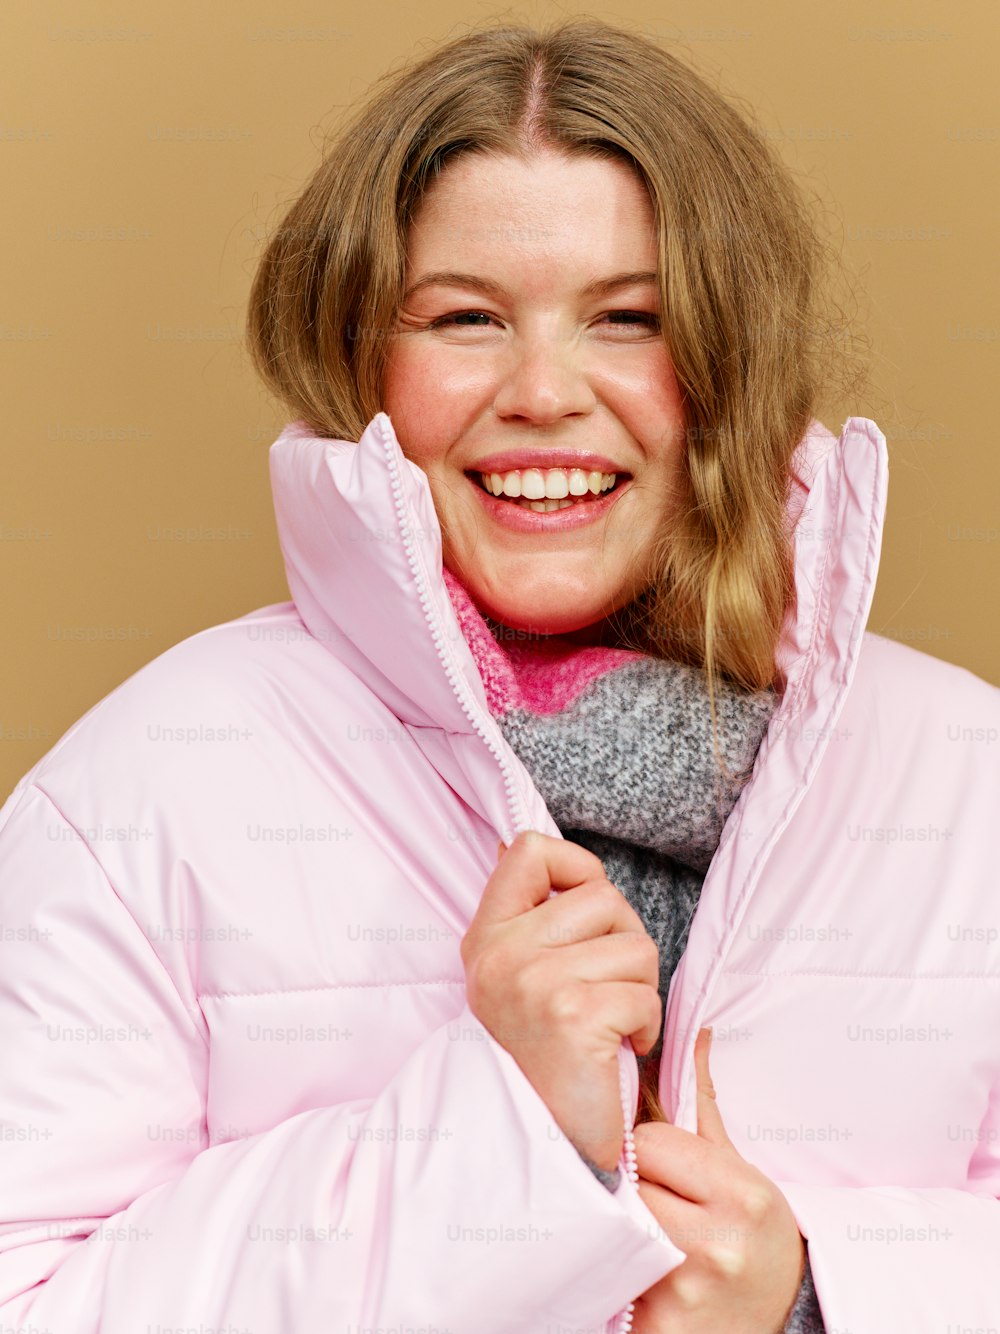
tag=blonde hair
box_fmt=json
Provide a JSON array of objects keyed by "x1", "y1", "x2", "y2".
[{"x1": 246, "y1": 18, "x2": 871, "y2": 1123}]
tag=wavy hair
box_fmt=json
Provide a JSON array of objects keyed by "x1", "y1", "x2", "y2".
[{"x1": 247, "y1": 17, "x2": 871, "y2": 1124}]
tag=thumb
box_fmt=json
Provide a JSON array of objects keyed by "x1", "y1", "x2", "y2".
[{"x1": 694, "y1": 1026, "x2": 733, "y2": 1148}]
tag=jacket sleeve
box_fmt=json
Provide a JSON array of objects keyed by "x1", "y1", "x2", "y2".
[
  {"x1": 778, "y1": 1177, "x2": 1000, "y2": 1333},
  {"x1": 0, "y1": 782, "x2": 685, "y2": 1334}
]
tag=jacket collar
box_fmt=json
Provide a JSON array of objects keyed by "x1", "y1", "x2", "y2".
[
  {"x1": 269, "y1": 409, "x2": 887, "y2": 739},
  {"x1": 269, "y1": 413, "x2": 495, "y2": 737}
]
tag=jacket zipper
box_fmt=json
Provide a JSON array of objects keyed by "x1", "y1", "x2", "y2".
[{"x1": 377, "y1": 418, "x2": 639, "y2": 1334}]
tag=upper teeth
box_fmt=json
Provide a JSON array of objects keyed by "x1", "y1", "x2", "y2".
[{"x1": 480, "y1": 468, "x2": 617, "y2": 499}]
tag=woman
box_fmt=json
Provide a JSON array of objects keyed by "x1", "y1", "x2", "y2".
[{"x1": 1, "y1": 17, "x2": 997, "y2": 1334}]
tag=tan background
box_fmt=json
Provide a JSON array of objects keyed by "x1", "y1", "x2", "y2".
[{"x1": 2, "y1": 0, "x2": 998, "y2": 801}]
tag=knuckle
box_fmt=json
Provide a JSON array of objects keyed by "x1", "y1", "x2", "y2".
[
  {"x1": 565, "y1": 834, "x2": 608, "y2": 872},
  {"x1": 547, "y1": 981, "x2": 587, "y2": 1029},
  {"x1": 566, "y1": 878, "x2": 600, "y2": 911},
  {"x1": 461, "y1": 952, "x2": 485, "y2": 1006},
  {"x1": 596, "y1": 871, "x2": 623, "y2": 899},
  {"x1": 472, "y1": 943, "x2": 509, "y2": 999},
  {"x1": 508, "y1": 954, "x2": 540, "y2": 1006},
  {"x1": 705, "y1": 1241, "x2": 748, "y2": 1280},
  {"x1": 671, "y1": 1271, "x2": 704, "y2": 1312},
  {"x1": 640, "y1": 934, "x2": 661, "y2": 969},
  {"x1": 591, "y1": 852, "x2": 616, "y2": 882},
  {"x1": 741, "y1": 1180, "x2": 773, "y2": 1223}
]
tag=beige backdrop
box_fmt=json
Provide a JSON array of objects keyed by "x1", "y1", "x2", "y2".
[{"x1": 3, "y1": 0, "x2": 998, "y2": 801}]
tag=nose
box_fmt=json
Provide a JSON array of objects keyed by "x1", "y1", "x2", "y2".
[{"x1": 492, "y1": 328, "x2": 596, "y2": 425}]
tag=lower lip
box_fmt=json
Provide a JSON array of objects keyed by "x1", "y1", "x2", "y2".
[{"x1": 467, "y1": 475, "x2": 633, "y2": 532}]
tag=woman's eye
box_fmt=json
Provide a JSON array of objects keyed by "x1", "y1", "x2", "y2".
[
  {"x1": 604, "y1": 310, "x2": 661, "y2": 330},
  {"x1": 427, "y1": 309, "x2": 661, "y2": 331},
  {"x1": 430, "y1": 311, "x2": 496, "y2": 328}
]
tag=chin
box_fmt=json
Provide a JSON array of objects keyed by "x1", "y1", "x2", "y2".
[
  {"x1": 450, "y1": 563, "x2": 620, "y2": 641},
  {"x1": 478, "y1": 598, "x2": 609, "y2": 642}
]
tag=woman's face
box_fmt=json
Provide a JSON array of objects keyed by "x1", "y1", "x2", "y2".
[{"x1": 382, "y1": 148, "x2": 688, "y2": 641}]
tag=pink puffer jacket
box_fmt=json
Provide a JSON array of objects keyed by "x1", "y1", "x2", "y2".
[{"x1": 1, "y1": 411, "x2": 997, "y2": 1334}]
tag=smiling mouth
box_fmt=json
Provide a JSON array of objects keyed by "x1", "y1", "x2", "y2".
[{"x1": 465, "y1": 470, "x2": 628, "y2": 513}]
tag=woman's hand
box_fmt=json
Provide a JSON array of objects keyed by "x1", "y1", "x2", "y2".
[
  {"x1": 631, "y1": 1028, "x2": 806, "y2": 1334},
  {"x1": 461, "y1": 830, "x2": 662, "y2": 1174}
]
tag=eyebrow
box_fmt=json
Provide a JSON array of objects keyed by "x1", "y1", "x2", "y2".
[{"x1": 402, "y1": 269, "x2": 660, "y2": 303}]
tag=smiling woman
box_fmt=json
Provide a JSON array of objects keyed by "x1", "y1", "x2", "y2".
[
  {"x1": 244, "y1": 19, "x2": 870, "y2": 1334},
  {"x1": 247, "y1": 26, "x2": 868, "y2": 701},
  {"x1": 2, "y1": 15, "x2": 999, "y2": 1334},
  {"x1": 382, "y1": 150, "x2": 685, "y2": 643}
]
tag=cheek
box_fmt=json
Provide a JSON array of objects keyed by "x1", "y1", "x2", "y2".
[
  {"x1": 382, "y1": 345, "x2": 488, "y2": 469},
  {"x1": 381, "y1": 346, "x2": 444, "y2": 465},
  {"x1": 597, "y1": 345, "x2": 685, "y2": 422},
  {"x1": 381, "y1": 344, "x2": 423, "y2": 418},
  {"x1": 636, "y1": 353, "x2": 686, "y2": 425},
  {"x1": 639, "y1": 357, "x2": 687, "y2": 455}
]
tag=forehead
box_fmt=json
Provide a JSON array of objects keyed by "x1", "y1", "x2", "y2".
[{"x1": 404, "y1": 150, "x2": 657, "y2": 270}]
